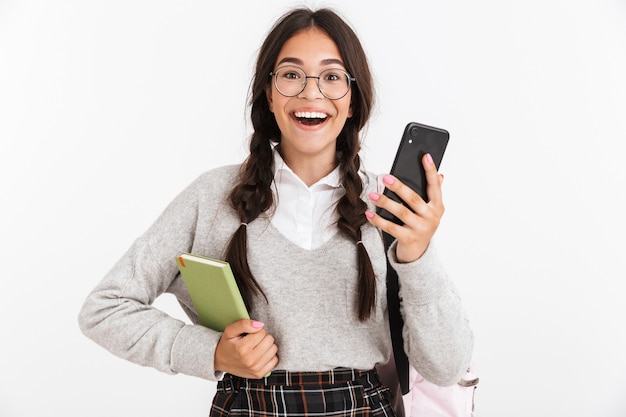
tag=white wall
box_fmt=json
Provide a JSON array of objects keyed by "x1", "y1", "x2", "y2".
[{"x1": 1, "y1": 1, "x2": 625, "y2": 416}]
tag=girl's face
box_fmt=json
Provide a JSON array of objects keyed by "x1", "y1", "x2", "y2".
[{"x1": 266, "y1": 27, "x2": 353, "y2": 166}]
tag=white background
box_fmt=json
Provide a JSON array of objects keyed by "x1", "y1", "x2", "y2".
[{"x1": 1, "y1": 1, "x2": 625, "y2": 416}]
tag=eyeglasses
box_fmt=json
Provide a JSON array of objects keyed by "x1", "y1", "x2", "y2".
[{"x1": 269, "y1": 65, "x2": 355, "y2": 100}]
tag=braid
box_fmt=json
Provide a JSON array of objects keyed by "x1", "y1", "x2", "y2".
[
  {"x1": 225, "y1": 131, "x2": 274, "y2": 310},
  {"x1": 336, "y1": 124, "x2": 377, "y2": 321}
]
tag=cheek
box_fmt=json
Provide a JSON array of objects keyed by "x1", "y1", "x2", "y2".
[{"x1": 339, "y1": 98, "x2": 353, "y2": 118}]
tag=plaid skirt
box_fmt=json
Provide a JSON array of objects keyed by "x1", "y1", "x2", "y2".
[{"x1": 210, "y1": 368, "x2": 396, "y2": 417}]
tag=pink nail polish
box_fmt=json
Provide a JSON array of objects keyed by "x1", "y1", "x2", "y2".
[
  {"x1": 426, "y1": 153, "x2": 433, "y2": 164},
  {"x1": 383, "y1": 175, "x2": 394, "y2": 185},
  {"x1": 368, "y1": 192, "x2": 380, "y2": 201},
  {"x1": 365, "y1": 211, "x2": 374, "y2": 219},
  {"x1": 252, "y1": 321, "x2": 264, "y2": 328}
]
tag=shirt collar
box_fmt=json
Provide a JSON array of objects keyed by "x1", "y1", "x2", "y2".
[{"x1": 272, "y1": 147, "x2": 342, "y2": 189}]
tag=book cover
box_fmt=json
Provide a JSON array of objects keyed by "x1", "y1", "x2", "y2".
[{"x1": 176, "y1": 253, "x2": 250, "y2": 332}]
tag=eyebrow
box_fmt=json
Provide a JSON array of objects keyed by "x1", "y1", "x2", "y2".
[{"x1": 276, "y1": 57, "x2": 346, "y2": 68}]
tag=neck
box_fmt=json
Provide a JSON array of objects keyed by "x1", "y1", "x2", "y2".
[{"x1": 278, "y1": 148, "x2": 338, "y2": 187}]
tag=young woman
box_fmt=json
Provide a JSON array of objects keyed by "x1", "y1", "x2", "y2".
[{"x1": 78, "y1": 7, "x2": 473, "y2": 417}]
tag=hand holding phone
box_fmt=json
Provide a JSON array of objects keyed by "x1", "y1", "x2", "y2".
[{"x1": 376, "y1": 122, "x2": 449, "y2": 225}]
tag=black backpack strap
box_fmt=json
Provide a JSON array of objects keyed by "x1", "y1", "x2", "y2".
[{"x1": 383, "y1": 231, "x2": 410, "y2": 395}]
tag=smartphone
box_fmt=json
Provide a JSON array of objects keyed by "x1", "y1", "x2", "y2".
[{"x1": 376, "y1": 121, "x2": 449, "y2": 225}]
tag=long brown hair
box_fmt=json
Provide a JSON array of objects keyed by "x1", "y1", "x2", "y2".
[{"x1": 225, "y1": 7, "x2": 377, "y2": 321}]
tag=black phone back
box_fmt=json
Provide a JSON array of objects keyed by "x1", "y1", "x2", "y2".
[{"x1": 377, "y1": 122, "x2": 449, "y2": 225}]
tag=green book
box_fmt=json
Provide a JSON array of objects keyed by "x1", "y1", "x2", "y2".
[{"x1": 176, "y1": 253, "x2": 250, "y2": 332}]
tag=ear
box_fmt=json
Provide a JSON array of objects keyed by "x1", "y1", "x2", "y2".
[
  {"x1": 265, "y1": 85, "x2": 274, "y2": 112},
  {"x1": 348, "y1": 102, "x2": 353, "y2": 118}
]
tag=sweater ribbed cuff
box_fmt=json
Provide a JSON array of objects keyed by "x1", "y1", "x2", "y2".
[
  {"x1": 388, "y1": 241, "x2": 449, "y2": 303},
  {"x1": 170, "y1": 324, "x2": 222, "y2": 381}
]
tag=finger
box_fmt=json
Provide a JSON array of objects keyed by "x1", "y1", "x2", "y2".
[
  {"x1": 248, "y1": 352, "x2": 279, "y2": 379},
  {"x1": 240, "y1": 332, "x2": 279, "y2": 378},
  {"x1": 222, "y1": 319, "x2": 265, "y2": 339},
  {"x1": 378, "y1": 175, "x2": 427, "y2": 219},
  {"x1": 254, "y1": 335, "x2": 279, "y2": 375},
  {"x1": 423, "y1": 153, "x2": 443, "y2": 208},
  {"x1": 365, "y1": 197, "x2": 410, "y2": 239}
]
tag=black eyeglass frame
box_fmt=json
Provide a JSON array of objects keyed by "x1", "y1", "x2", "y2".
[{"x1": 269, "y1": 66, "x2": 356, "y2": 100}]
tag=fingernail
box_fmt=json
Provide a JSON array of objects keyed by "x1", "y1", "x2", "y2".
[
  {"x1": 365, "y1": 211, "x2": 374, "y2": 219},
  {"x1": 252, "y1": 321, "x2": 264, "y2": 328},
  {"x1": 368, "y1": 192, "x2": 380, "y2": 201},
  {"x1": 426, "y1": 153, "x2": 433, "y2": 164},
  {"x1": 383, "y1": 175, "x2": 394, "y2": 185}
]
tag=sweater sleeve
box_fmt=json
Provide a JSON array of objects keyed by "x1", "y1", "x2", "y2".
[
  {"x1": 388, "y1": 240, "x2": 474, "y2": 387},
  {"x1": 77, "y1": 174, "x2": 223, "y2": 381}
]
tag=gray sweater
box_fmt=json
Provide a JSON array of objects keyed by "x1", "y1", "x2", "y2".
[{"x1": 78, "y1": 164, "x2": 473, "y2": 386}]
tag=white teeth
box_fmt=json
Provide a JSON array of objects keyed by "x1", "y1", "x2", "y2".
[{"x1": 294, "y1": 111, "x2": 327, "y2": 119}]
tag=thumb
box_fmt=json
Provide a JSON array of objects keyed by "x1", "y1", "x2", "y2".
[{"x1": 222, "y1": 319, "x2": 265, "y2": 339}]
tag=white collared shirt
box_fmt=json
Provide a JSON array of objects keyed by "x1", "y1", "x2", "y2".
[{"x1": 271, "y1": 150, "x2": 345, "y2": 250}]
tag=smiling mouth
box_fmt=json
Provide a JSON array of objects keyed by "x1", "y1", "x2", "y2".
[{"x1": 293, "y1": 111, "x2": 328, "y2": 126}]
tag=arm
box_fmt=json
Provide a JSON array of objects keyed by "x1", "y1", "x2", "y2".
[
  {"x1": 366, "y1": 154, "x2": 473, "y2": 385},
  {"x1": 77, "y1": 175, "x2": 223, "y2": 381},
  {"x1": 388, "y1": 241, "x2": 473, "y2": 386}
]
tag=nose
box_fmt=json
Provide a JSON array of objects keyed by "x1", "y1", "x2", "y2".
[{"x1": 298, "y1": 76, "x2": 323, "y2": 99}]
